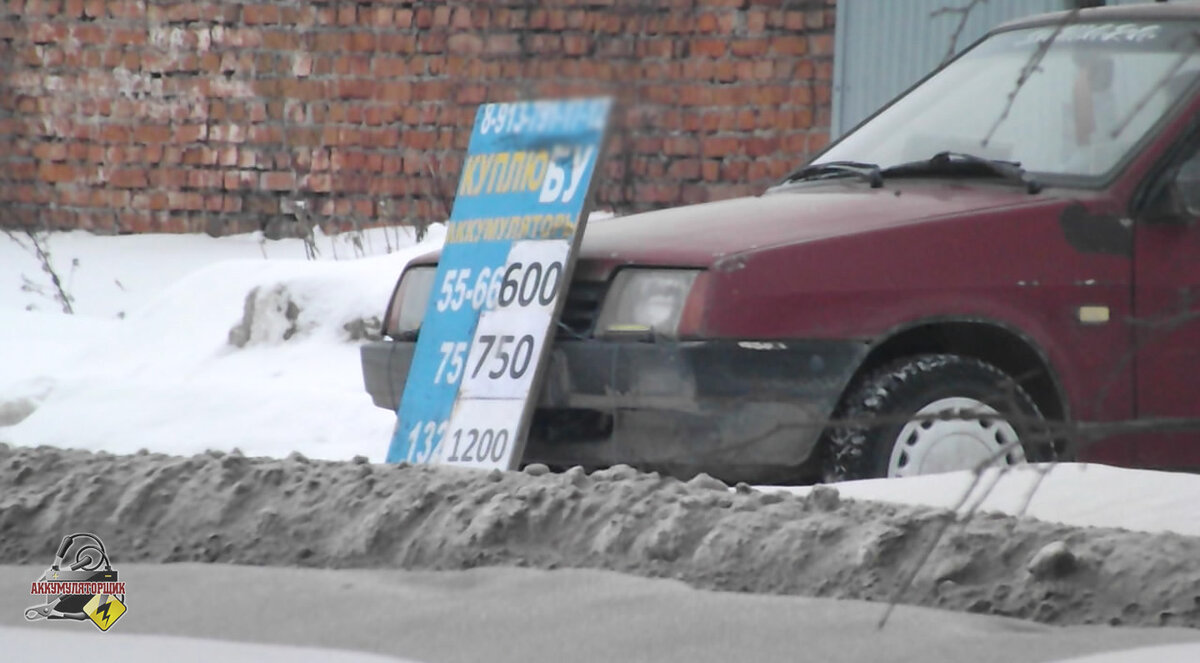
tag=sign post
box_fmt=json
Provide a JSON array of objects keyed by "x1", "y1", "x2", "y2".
[{"x1": 387, "y1": 97, "x2": 612, "y2": 470}]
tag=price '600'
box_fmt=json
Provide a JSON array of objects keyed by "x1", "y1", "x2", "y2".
[{"x1": 498, "y1": 261, "x2": 563, "y2": 309}]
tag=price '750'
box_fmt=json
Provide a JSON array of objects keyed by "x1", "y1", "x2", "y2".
[{"x1": 471, "y1": 334, "x2": 535, "y2": 380}]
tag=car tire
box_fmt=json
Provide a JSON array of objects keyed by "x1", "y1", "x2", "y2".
[{"x1": 821, "y1": 354, "x2": 1050, "y2": 482}]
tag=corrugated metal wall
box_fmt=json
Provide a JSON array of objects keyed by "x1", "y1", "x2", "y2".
[{"x1": 832, "y1": 0, "x2": 1072, "y2": 137}]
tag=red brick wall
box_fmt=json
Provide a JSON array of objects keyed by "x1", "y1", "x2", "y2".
[{"x1": 0, "y1": 0, "x2": 835, "y2": 235}]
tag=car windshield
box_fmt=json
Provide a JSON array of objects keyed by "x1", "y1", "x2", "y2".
[{"x1": 819, "y1": 19, "x2": 1200, "y2": 181}]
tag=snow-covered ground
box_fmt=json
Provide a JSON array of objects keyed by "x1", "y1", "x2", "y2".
[
  {"x1": 1, "y1": 226, "x2": 443, "y2": 461},
  {"x1": 3, "y1": 564, "x2": 1198, "y2": 663}
]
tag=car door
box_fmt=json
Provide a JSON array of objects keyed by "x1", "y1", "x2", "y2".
[{"x1": 1132, "y1": 141, "x2": 1200, "y2": 468}]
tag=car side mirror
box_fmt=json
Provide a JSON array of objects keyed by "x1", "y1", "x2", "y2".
[
  {"x1": 1174, "y1": 162, "x2": 1200, "y2": 217},
  {"x1": 1143, "y1": 166, "x2": 1200, "y2": 225}
]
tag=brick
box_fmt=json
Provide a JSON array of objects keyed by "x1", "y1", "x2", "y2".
[
  {"x1": 260, "y1": 171, "x2": 295, "y2": 191},
  {"x1": 448, "y1": 33, "x2": 483, "y2": 55},
  {"x1": 176, "y1": 124, "x2": 207, "y2": 142},
  {"x1": 30, "y1": 22, "x2": 66, "y2": 43},
  {"x1": 110, "y1": 168, "x2": 148, "y2": 189},
  {"x1": 181, "y1": 145, "x2": 215, "y2": 166},
  {"x1": 702, "y1": 136, "x2": 740, "y2": 158},
  {"x1": 372, "y1": 7, "x2": 393, "y2": 26},
  {"x1": 379, "y1": 33, "x2": 417, "y2": 52},
  {"x1": 331, "y1": 55, "x2": 370, "y2": 76},
  {"x1": 33, "y1": 142, "x2": 68, "y2": 161},
  {"x1": 770, "y1": 36, "x2": 808, "y2": 56},
  {"x1": 563, "y1": 34, "x2": 590, "y2": 56},
  {"x1": 485, "y1": 33, "x2": 520, "y2": 56},
  {"x1": 374, "y1": 82, "x2": 412, "y2": 102},
  {"x1": 662, "y1": 136, "x2": 698, "y2": 157},
  {"x1": 347, "y1": 32, "x2": 376, "y2": 52},
  {"x1": 38, "y1": 162, "x2": 77, "y2": 183},
  {"x1": 731, "y1": 39, "x2": 766, "y2": 57},
  {"x1": 292, "y1": 53, "x2": 313, "y2": 77},
  {"x1": 667, "y1": 158, "x2": 701, "y2": 179},
  {"x1": 695, "y1": 13, "x2": 718, "y2": 33},
  {"x1": 745, "y1": 136, "x2": 780, "y2": 157},
  {"x1": 187, "y1": 169, "x2": 223, "y2": 189},
  {"x1": 167, "y1": 191, "x2": 204, "y2": 211},
  {"x1": 414, "y1": 7, "x2": 432, "y2": 28},
  {"x1": 690, "y1": 37, "x2": 726, "y2": 59},
  {"x1": 131, "y1": 124, "x2": 169, "y2": 143},
  {"x1": 210, "y1": 125, "x2": 247, "y2": 144},
  {"x1": 263, "y1": 30, "x2": 298, "y2": 50},
  {"x1": 809, "y1": 34, "x2": 834, "y2": 56},
  {"x1": 247, "y1": 125, "x2": 282, "y2": 144}
]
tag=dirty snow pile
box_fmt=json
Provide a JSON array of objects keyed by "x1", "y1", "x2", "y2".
[{"x1": 4, "y1": 442, "x2": 1200, "y2": 630}]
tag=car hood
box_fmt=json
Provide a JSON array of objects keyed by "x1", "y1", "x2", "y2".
[{"x1": 575, "y1": 181, "x2": 1059, "y2": 276}]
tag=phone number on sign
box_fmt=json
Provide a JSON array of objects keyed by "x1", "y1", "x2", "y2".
[{"x1": 477, "y1": 100, "x2": 609, "y2": 136}]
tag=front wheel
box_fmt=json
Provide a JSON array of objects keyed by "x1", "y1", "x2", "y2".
[{"x1": 821, "y1": 354, "x2": 1049, "y2": 482}]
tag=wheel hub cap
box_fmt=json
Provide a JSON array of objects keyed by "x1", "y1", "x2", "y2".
[{"x1": 888, "y1": 397, "x2": 1025, "y2": 478}]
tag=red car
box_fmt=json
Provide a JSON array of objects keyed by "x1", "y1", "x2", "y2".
[{"x1": 364, "y1": 4, "x2": 1200, "y2": 483}]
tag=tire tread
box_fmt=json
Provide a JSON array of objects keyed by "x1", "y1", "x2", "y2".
[{"x1": 822, "y1": 354, "x2": 1042, "y2": 481}]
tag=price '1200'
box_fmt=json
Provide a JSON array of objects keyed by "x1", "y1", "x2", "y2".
[{"x1": 444, "y1": 428, "x2": 510, "y2": 463}]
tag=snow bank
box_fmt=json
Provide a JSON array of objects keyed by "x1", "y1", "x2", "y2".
[{"x1": 4, "y1": 443, "x2": 1200, "y2": 630}]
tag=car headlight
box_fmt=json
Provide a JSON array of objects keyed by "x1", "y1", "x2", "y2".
[
  {"x1": 595, "y1": 269, "x2": 700, "y2": 338},
  {"x1": 385, "y1": 266, "x2": 436, "y2": 337}
]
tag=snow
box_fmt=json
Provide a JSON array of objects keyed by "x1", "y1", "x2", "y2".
[
  {"x1": 1, "y1": 625, "x2": 418, "y2": 663},
  {"x1": 1052, "y1": 644, "x2": 1200, "y2": 663},
  {"x1": 0, "y1": 226, "x2": 443, "y2": 461},
  {"x1": 773, "y1": 463, "x2": 1200, "y2": 538}
]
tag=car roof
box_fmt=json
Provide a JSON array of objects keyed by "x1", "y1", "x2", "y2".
[{"x1": 999, "y1": 2, "x2": 1200, "y2": 32}]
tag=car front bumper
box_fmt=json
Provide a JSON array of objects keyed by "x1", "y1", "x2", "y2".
[{"x1": 361, "y1": 339, "x2": 868, "y2": 483}]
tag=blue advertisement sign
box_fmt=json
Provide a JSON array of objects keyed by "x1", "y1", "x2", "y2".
[{"x1": 387, "y1": 98, "x2": 612, "y2": 468}]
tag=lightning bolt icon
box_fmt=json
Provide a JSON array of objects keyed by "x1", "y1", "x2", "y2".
[{"x1": 94, "y1": 600, "x2": 113, "y2": 626}]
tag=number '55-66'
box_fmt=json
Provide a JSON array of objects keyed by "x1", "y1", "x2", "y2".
[{"x1": 434, "y1": 262, "x2": 563, "y2": 313}]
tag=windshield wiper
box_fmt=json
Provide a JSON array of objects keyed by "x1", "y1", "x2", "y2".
[
  {"x1": 883, "y1": 151, "x2": 1042, "y2": 194},
  {"x1": 784, "y1": 160, "x2": 884, "y2": 188}
]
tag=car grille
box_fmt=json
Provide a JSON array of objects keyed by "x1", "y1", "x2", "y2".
[{"x1": 556, "y1": 280, "x2": 606, "y2": 339}]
